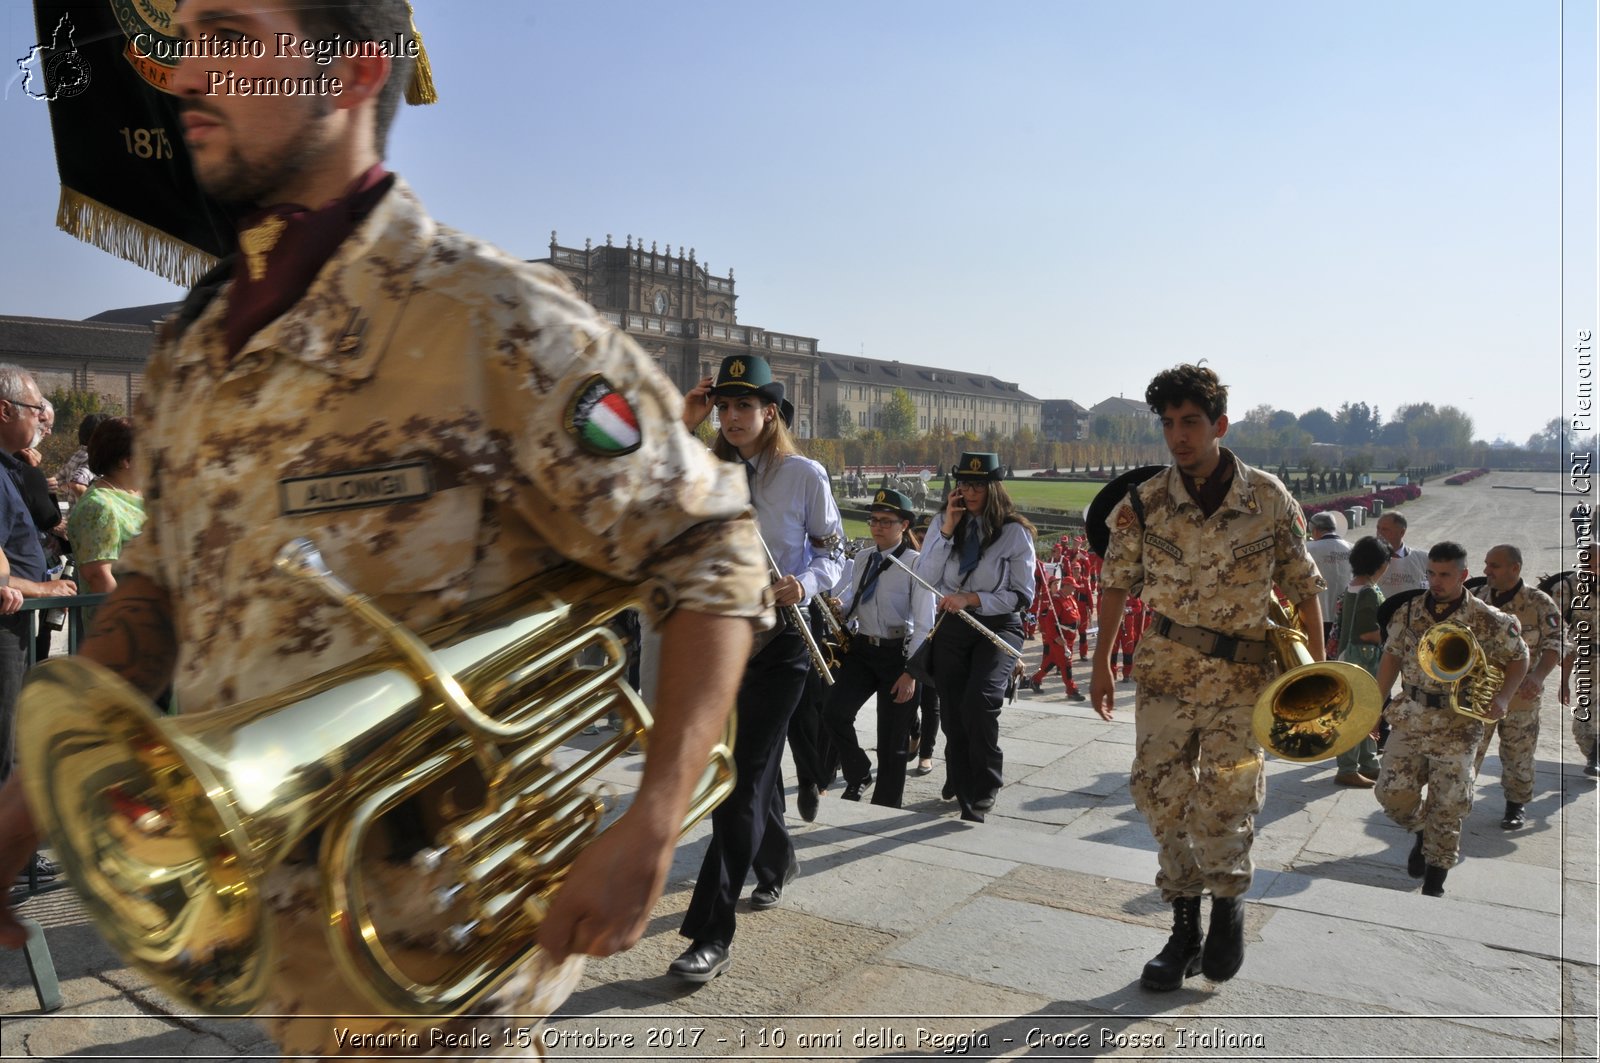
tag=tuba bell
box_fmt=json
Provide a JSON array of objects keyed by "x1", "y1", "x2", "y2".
[
  {"x1": 1416, "y1": 620, "x2": 1504, "y2": 722},
  {"x1": 1251, "y1": 596, "x2": 1384, "y2": 762},
  {"x1": 16, "y1": 539, "x2": 736, "y2": 1017}
]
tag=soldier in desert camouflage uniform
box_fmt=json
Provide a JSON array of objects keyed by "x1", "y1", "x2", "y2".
[
  {"x1": 1091, "y1": 364, "x2": 1324, "y2": 993},
  {"x1": 1552, "y1": 548, "x2": 1600, "y2": 776},
  {"x1": 0, "y1": 2, "x2": 766, "y2": 1058},
  {"x1": 1375, "y1": 542, "x2": 1528, "y2": 898},
  {"x1": 1471, "y1": 545, "x2": 1569, "y2": 828}
]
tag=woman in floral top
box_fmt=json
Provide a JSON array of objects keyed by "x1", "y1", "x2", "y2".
[{"x1": 65, "y1": 417, "x2": 143, "y2": 594}]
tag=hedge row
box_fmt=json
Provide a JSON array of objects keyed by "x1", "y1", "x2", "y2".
[
  {"x1": 1444, "y1": 468, "x2": 1490, "y2": 485},
  {"x1": 1303, "y1": 483, "x2": 1423, "y2": 518}
]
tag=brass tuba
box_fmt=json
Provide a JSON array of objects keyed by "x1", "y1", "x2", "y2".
[
  {"x1": 16, "y1": 539, "x2": 735, "y2": 1017},
  {"x1": 1417, "y1": 620, "x2": 1505, "y2": 722},
  {"x1": 1251, "y1": 597, "x2": 1385, "y2": 762}
]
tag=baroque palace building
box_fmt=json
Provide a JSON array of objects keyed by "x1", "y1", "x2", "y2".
[{"x1": 537, "y1": 233, "x2": 1040, "y2": 439}]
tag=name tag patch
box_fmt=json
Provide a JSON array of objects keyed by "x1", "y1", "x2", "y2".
[
  {"x1": 1144, "y1": 533, "x2": 1183, "y2": 560},
  {"x1": 280, "y1": 460, "x2": 434, "y2": 515},
  {"x1": 1233, "y1": 536, "x2": 1273, "y2": 561}
]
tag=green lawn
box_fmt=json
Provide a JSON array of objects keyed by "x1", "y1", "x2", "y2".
[{"x1": 998, "y1": 479, "x2": 1114, "y2": 513}]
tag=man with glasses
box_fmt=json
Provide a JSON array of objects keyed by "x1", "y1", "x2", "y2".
[{"x1": 0, "y1": 366, "x2": 75, "y2": 798}]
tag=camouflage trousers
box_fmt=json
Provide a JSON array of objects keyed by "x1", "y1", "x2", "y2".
[
  {"x1": 1130, "y1": 689, "x2": 1265, "y2": 902},
  {"x1": 1472, "y1": 695, "x2": 1540, "y2": 804},
  {"x1": 255, "y1": 865, "x2": 581, "y2": 1061},
  {"x1": 1576, "y1": 701, "x2": 1598, "y2": 757},
  {"x1": 1375, "y1": 701, "x2": 1483, "y2": 869}
]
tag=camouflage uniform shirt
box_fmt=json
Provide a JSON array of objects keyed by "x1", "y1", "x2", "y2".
[
  {"x1": 1471, "y1": 581, "x2": 1569, "y2": 706},
  {"x1": 1384, "y1": 592, "x2": 1529, "y2": 725},
  {"x1": 119, "y1": 178, "x2": 768, "y2": 711},
  {"x1": 1100, "y1": 451, "x2": 1324, "y2": 703}
]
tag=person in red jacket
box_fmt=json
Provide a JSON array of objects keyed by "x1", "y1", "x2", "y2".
[{"x1": 1028, "y1": 579, "x2": 1086, "y2": 700}]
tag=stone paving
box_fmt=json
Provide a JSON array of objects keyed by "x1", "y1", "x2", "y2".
[{"x1": 2, "y1": 470, "x2": 1596, "y2": 1061}]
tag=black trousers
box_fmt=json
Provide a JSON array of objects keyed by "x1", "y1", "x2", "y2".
[
  {"x1": 916, "y1": 685, "x2": 941, "y2": 760},
  {"x1": 680, "y1": 626, "x2": 809, "y2": 948},
  {"x1": 931, "y1": 614, "x2": 1022, "y2": 804},
  {"x1": 787, "y1": 661, "x2": 838, "y2": 790},
  {"x1": 823, "y1": 641, "x2": 915, "y2": 807}
]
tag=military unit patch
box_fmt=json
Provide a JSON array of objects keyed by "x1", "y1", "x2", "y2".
[
  {"x1": 1144, "y1": 533, "x2": 1183, "y2": 560},
  {"x1": 566, "y1": 375, "x2": 641, "y2": 456}
]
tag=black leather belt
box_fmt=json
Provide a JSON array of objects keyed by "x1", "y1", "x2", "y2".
[
  {"x1": 857, "y1": 633, "x2": 904, "y2": 648},
  {"x1": 1150, "y1": 612, "x2": 1272, "y2": 665},
  {"x1": 1402, "y1": 683, "x2": 1451, "y2": 709}
]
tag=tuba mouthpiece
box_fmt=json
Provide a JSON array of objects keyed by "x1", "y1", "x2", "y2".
[{"x1": 275, "y1": 538, "x2": 332, "y2": 582}]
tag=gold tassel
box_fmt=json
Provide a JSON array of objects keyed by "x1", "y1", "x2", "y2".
[
  {"x1": 56, "y1": 187, "x2": 219, "y2": 287},
  {"x1": 405, "y1": 2, "x2": 437, "y2": 104}
]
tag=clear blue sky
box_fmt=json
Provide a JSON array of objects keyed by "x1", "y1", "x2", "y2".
[{"x1": 2, "y1": 1, "x2": 1594, "y2": 446}]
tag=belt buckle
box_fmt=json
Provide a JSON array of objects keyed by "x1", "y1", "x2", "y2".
[{"x1": 1209, "y1": 631, "x2": 1240, "y2": 661}]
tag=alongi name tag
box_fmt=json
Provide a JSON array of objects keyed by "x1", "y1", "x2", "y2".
[{"x1": 279, "y1": 460, "x2": 434, "y2": 515}]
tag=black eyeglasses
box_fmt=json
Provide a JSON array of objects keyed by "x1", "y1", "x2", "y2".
[
  {"x1": 5, "y1": 399, "x2": 44, "y2": 418},
  {"x1": 866, "y1": 517, "x2": 903, "y2": 527}
]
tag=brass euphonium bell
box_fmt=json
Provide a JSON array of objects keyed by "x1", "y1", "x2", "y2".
[
  {"x1": 16, "y1": 539, "x2": 736, "y2": 1016},
  {"x1": 1416, "y1": 620, "x2": 1504, "y2": 722},
  {"x1": 1251, "y1": 597, "x2": 1385, "y2": 762}
]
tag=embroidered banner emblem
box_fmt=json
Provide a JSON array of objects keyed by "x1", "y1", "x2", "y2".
[
  {"x1": 566, "y1": 375, "x2": 641, "y2": 456},
  {"x1": 1144, "y1": 533, "x2": 1182, "y2": 560},
  {"x1": 1233, "y1": 536, "x2": 1274, "y2": 561},
  {"x1": 280, "y1": 460, "x2": 434, "y2": 515}
]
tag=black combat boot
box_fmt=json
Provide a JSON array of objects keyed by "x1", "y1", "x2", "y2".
[
  {"x1": 1585, "y1": 747, "x2": 1599, "y2": 778},
  {"x1": 1201, "y1": 895, "x2": 1245, "y2": 982},
  {"x1": 1421, "y1": 864, "x2": 1449, "y2": 897},
  {"x1": 1500, "y1": 801, "x2": 1525, "y2": 830},
  {"x1": 1140, "y1": 896, "x2": 1203, "y2": 992},
  {"x1": 1407, "y1": 831, "x2": 1426, "y2": 877}
]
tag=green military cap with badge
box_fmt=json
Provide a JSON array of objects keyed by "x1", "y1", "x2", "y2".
[
  {"x1": 870, "y1": 488, "x2": 915, "y2": 522},
  {"x1": 952, "y1": 451, "x2": 1003, "y2": 481},
  {"x1": 711, "y1": 354, "x2": 785, "y2": 406}
]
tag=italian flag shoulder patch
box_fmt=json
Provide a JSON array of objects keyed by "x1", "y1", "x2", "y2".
[{"x1": 565, "y1": 375, "x2": 642, "y2": 457}]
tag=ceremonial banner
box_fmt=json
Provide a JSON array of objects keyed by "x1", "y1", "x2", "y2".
[{"x1": 28, "y1": 1, "x2": 233, "y2": 284}]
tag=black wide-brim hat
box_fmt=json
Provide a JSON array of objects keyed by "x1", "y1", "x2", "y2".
[
  {"x1": 952, "y1": 451, "x2": 1003, "y2": 481},
  {"x1": 1084, "y1": 465, "x2": 1166, "y2": 558},
  {"x1": 869, "y1": 488, "x2": 915, "y2": 522},
  {"x1": 710, "y1": 354, "x2": 785, "y2": 405},
  {"x1": 1376, "y1": 588, "x2": 1424, "y2": 639}
]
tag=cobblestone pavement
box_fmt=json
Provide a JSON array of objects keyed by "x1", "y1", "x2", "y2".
[{"x1": 2, "y1": 470, "x2": 1595, "y2": 1061}]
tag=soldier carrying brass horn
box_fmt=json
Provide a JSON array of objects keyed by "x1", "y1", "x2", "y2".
[
  {"x1": 0, "y1": 1, "x2": 767, "y2": 1057},
  {"x1": 1088, "y1": 364, "x2": 1327, "y2": 994}
]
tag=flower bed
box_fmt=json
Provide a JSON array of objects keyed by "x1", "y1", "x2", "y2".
[
  {"x1": 1443, "y1": 468, "x2": 1489, "y2": 485},
  {"x1": 1303, "y1": 482, "x2": 1422, "y2": 518}
]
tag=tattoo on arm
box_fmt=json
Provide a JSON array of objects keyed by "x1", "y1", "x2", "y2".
[{"x1": 78, "y1": 576, "x2": 177, "y2": 700}]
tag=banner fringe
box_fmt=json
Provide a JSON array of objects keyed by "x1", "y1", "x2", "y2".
[{"x1": 56, "y1": 187, "x2": 219, "y2": 287}]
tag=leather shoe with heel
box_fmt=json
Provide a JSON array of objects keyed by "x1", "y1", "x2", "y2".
[
  {"x1": 668, "y1": 942, "x2": 731, "y2": 982},
  {"x1": 797, "y1": 782, "x2": 820, "y2": 823},
  {"x1": 750, "y1": 857, "x2": 799, "y2": 910}
]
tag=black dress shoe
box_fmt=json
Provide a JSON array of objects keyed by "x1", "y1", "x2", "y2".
[
  {"x1": 957, "y1": 797, "x2": 985, "y2": 823},
  {"x1": 668, "y1": 941, "x2": 731, "y2": 982},
  {"x1": 941, "y1": 779, "x2": 957, "y2": 801},
  {"x1": 972, "y1": 791, "x2": 997, "y2": 812},
  {"x1": 1500, "y1": 801, "x2": 1525, "y2": 830},
  {"x1": 750, "y1": 857, "x2": 799, "y2": 910},
  {"x1": 797, "y1": 782, "x2": 820, "y2": 823},
  {"x1": 1407, "y1": 831, "x2": 1426, "y2": 878},
  {"x1": 1201, "y1": 896, "x2": 1245, "y2": 982}
]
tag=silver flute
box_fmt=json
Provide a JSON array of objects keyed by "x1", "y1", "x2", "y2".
[
  {"x1": 756, "y1": 534, "x2": 836, "y2": 686},
  {"x1": 885, "y1": 551, "x2": 1024, "y2": 660}
]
